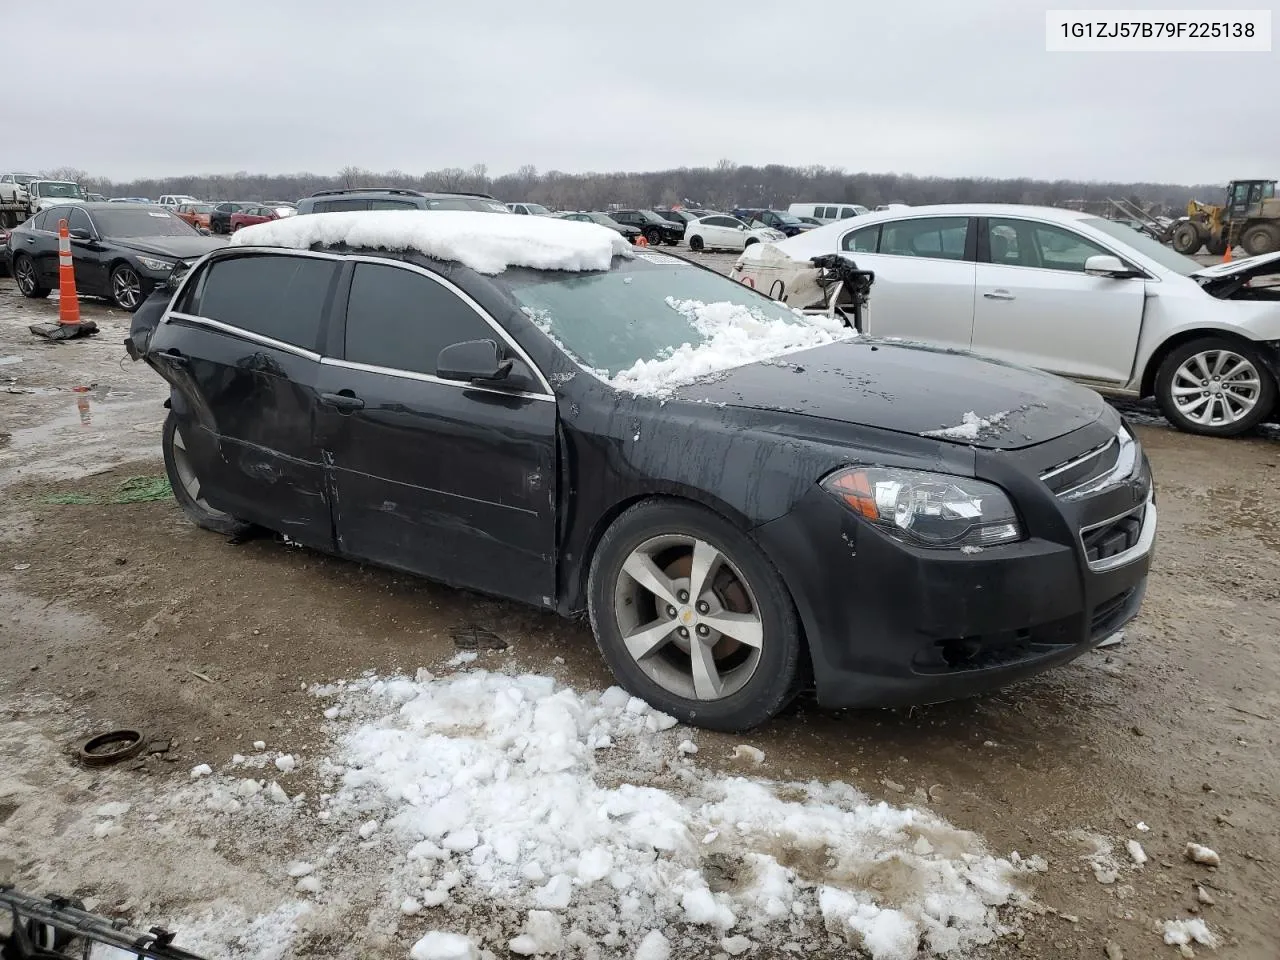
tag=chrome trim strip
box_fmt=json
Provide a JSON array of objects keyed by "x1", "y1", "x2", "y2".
[
  {"x1": 167, "y1": 312, "x2": 321, "y2": 361},
  {"x1": 1040, "y1": 436, "x2": 1116, "y2": 483},
  {"x1": 343, "y1": 255, "x2": 554, "y2": 395},
  {"x1": 1083, "y1": 496, "x2": 1157, "y2": 573},
  {"x1": 1059, "y1": 429, "x2": 1139, "y2": 502},
  {"x1": 321, "y1": 357, "x2": 554, "y2": 402}
]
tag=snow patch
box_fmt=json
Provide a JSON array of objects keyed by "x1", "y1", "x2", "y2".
[
  {"x1": 922, "y1": 411, "x2": 1010, "y2": 442},
  {"x1": 603, "y1": 297, "x2": 852, "y2": 397},
  {"x1": 1162, "y1": 918, "x2": 1219, "y2": 948},
  {"x1": 409, "y1": 931, "x2": 479, "y2": 960},
  {"x1": 230, "y1": 210, "x2": 633, "y2": 275}
]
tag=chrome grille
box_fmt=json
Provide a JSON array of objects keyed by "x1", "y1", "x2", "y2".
[{"x1": 1040, "y1": 427, "x2": 1139, "y2": 500}]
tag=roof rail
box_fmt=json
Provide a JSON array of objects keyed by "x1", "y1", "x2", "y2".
[{"x1": 309, "y1": 187, "x2": 427, "y2": 198}]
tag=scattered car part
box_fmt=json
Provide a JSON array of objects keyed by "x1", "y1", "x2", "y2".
[{"x1": 77, "y1": 729, "x2": 146, "y2": 767}]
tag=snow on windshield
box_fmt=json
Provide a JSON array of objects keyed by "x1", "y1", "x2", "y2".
[
  {"x1": 607, "y1": 297, "x2": 852, "y2": 396},
  {"x1": 229, "y1": 209, "x2": 633, "y2": 275}
]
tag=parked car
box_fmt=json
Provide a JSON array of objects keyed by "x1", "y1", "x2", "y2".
[
  {"x1": 731, "y1": 203, "x2": 1280, "y2": 437},
  {"x1": 295, "y1": 187, "x2": 511, "y2": 216},
  {"x1": 9, "y1": 202, "x2": 223, "y2": 311},
  {"x1": 795, "y1": 216, "x2": 823, "y2": 226},
  {"x1": 124, "y1": 210, "x2": 1154, "y2": 730},
  {"x1": 609, "y1": 209, "x2": 684, "y2": 246},
  {"x1": 230, "y1": 204, "x2": 297, "y2": 231},
  {"x1": 684, "y1": 214, "x2": 785, "y2": 252},
  {"x1": 109, "y1": 197, "x2": 152, "y2": 204},
  {"x1": 26, "y1": 180, "x2": 88, "y2": 214},
  {"x1": 85, "y1": 192, "x2": 108, "y2": 202},
  {"x1": 508, "y1": 202, "x2": 553, "y2": 216},
  {"x1": 789, "y1": 202, "x2": 870, "y2": 223},
  {"x1": 654, "y1": 209, "x2": 700, "y2": 229},
  {"x1": 208, "y1": 201, "x2": 258, "y2": 234},
  {"x1": 558, "y1": 211, "x2": 642, "y2": 242},
  {"x1": 158, "y1": 194, "x2": 200, "y2": 208},
  {"x1": 0, "y1": 226, "x2": 10, "y2": 276},
  {"x1": 175, "y1": 202, "x2": 215, "y2": 230},
  {"x1": 731, "y1": 209, "x2": 813, "y2": 237}
]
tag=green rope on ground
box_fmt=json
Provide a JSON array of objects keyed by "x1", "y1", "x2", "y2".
[{"x1": 39, "y1": 476, "x2": 172, "y2": 506}]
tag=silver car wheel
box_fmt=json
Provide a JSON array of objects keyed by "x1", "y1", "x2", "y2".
[
  {"x1": 1171, "y1": 349, "x2": 1261, "y2": 426},
  {"x1": 612, "y1": 534, "x2": 763, "y2": 701},
  {"x1": 170, "y1": 426, "x2": 213, "y2": 510},
  {"x1": 112, "y1": 266, "x2": 142, "y2": 310}
]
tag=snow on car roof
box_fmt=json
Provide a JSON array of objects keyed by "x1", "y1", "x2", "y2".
[{"x1": 229, "y1": 209, "x2": 634, "y2": 275}]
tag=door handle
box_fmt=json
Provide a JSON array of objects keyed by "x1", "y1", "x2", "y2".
[
  {"x1": 321, "y1": 391, "x2": 365, "y2": 413},
  {"x1": 983, "y1": 290, "x2": 1016, "y2": 301},
  {"x1": 25, "y1": 237, "x2": 35, "y2": 244},
  {"x1": 162, "y1": 349, "x2": 189, "y2": 367}
]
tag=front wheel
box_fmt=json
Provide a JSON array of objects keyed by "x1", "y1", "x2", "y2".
[
  {"x1": 1154, "y1": 337, "x2": 1277, "y2": 437},
  {"x1": 644, "y1": 228, "x2": 662, "y2": 246},
  {"x1": 13, "y1": 254, "x2": 50, "y2": 298},
  {"x1": 587, "y1": 500, "x2": 806, "y2": 731},
  {"x1": 687, "y1": 234, "x2": 704, "y2": 252},
  {"x1": 1171, "y1": 221, "x2": 1202, "y2": 255},
  {"x1": 162, "y1": 413, "x2": 253, "y2": 536},
  {"x1": 110, "y1": 263, "x2": 146, "y2": 312}
]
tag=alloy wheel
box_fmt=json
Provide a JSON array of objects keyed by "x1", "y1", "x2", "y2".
[
  {"x1": 1170, "y1": 349, "x2": 1261, "y2": 427},
  {"x1": 14, "y1": 257, "x2": 36, "y2": 295},
  {"x1": 112, "y1": 267, "x2": 142, "y2": 310},
  {"x1": 612, "y1": 534, "x2": 763, "y2": 701},
  {"x1": 170, "y1": 426, "x2": 211, "y2": 509}
]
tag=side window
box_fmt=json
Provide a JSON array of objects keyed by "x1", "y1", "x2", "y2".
[
  {"x1": 368, "y1": 198, "x2": 417, "y2": 210},
  {"x1": 188, "y1": 254, "x2": 336, "y2": 351},
  {"x1": 879, "y1": 217, "x2": 969, "y2": 260},
  {"x1": 67, "y1": 206, "x2": 93, "y2": 235},
  {"x1": 839, "y1": 207, "x2": 856, "y2": 219},
  {"x1": 840, "y1": 224, "x2": 880, "y2": 253},
  {"x1": 314, "y1": 198, "x2": 368, "y2": 213},
  {"x1": 343, "y1": 263, "x2": 493, "y2": 376},
  {"x1": 987, "y1": 218, "x2": 1111, "y2": 273},
  {"x1": 31, "y1": 210, "x2": 50, "y2": 231}
]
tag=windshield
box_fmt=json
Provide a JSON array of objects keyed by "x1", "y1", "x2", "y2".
[
  {"x1": 638, "y1": 210, "x2": 668, "y2": 224},
  {"x1": 774, "y1": 213, "x2": 802, "y2": 225},
  {"x1": 1082, "y1": 217, "x2": 1200, "y2": 275},
  {"x1": 36, "y1": 181, "x2": 84, "y2": 199},
  {"x1": 184, "y1": 203, "x2": 213, "y2": 214},
  {"x1": 524, "y1": 203, "x2": 551, "y2": 215},
  {"x1": 588, "y1": 213, "x2": 622, "y2": 227},
  {"x1": 502, "y1": 258, "x2": 846, "y2": 379},
  {"x1": 94, "y1": 208, "x2": 199, "y2": 237}
]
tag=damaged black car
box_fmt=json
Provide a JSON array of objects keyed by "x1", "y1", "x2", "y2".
[{"x1": 126, "y1": 213, "x2": 1156, "y2": 731}]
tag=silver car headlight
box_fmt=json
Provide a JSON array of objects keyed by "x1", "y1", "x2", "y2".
[{"x1": 822, "y1": 466, "x2": 1023, "y2": 548}]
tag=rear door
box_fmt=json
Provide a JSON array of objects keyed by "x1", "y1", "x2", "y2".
[
  {"x1": 706, "y1": 216, "x2": 744, "y2": 249},
  {"x1": 836, "y1": 215, "x2": 977, "y2": 351},
  {"x1": 970, "y1": 217, "x2": 1145, "y2": 383},
  {"x1": 152, "y1": 251, "x2": 341, "y2": 547},
  {"x1": 315, "y1": 258, "x2": 558, "y2": 607}
]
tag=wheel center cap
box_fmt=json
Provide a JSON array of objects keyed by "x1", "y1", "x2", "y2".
[
  {"x1": 679, "y1": 606, "x2": 696, "y2": 626},
  {"x1": 1210, "y1": 383, "x2": 1222, "y2": 394}
]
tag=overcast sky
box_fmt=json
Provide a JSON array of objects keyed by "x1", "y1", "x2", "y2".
[{"x1": 9, "y1": 0, "x2": 1276, "y2": 184}]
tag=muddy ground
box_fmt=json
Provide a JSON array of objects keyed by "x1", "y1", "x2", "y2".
[{"x1": 1, "y1": 275, "x2": 1277, "y2": 960}]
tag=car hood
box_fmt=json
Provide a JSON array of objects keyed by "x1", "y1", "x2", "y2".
[
  {"x1": 670, "y1": 338, "x2": 1109, "y2": 450},
  {"x1": 113, "y1": 235, "x2": 227, "y2": 259},
  {"x1": 1191, "y1": 250, "x2": 1280, "y2": 281}
]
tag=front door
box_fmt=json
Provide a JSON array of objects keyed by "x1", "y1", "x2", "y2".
[
  {"x1": 151, "y1": 251, "x2": 340, "y2": 547},
  {"x1": 970, "y1": 217, "x2": 1146, "y2": 384},
  {"x1": 836, "y1": 215, "x2": 978, "y2": 351},
  {"x1": 315, "y1": 259, "x2": 558, "y2": 607},
  {"x1": 66, "y1": 206, "x2": 107, "y2": 296}
]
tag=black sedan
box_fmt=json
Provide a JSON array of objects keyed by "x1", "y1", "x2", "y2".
[
  {"x1": 126, "y1": 218, "x2": 1155, "y2": 731},
  {"x1": 609, "y1": 209, "x2": 685, "y2": 246},
  {"x1": 558, "y1": 211, "x2": 642, "y2": 242},
  {"x1": 209, "y1": 201, "x2": 257, "y2": 234},
  {"x1": 9, "y1": 203, "x2": 225, "y2": 311}
]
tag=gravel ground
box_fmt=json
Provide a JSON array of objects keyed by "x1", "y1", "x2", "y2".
[{"x1": 1, "y1": 269, "x2": 1277, "y2": 960}]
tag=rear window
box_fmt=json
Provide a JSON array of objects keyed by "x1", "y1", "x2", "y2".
[{"x1": 186, "y1": 254, "x2": 337, "y2": 351}]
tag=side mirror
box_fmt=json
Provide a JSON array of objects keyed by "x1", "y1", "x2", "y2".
[
  {"x1": 437, "y1": 339, "x2": 513, "y2": 383},
  {"x1": 1084, "y1": 254, "x2": 1135, "y2": 278},
  {"x1": 69, "y1": 228, "x2": 92, "y2": 240},
  {"x1": 737, "y1": 224, "x2": 746, "y2": 231}
]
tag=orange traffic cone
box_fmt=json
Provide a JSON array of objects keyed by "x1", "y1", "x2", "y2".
[
  {"x1": 635, "y1": 234, "x2": 649, "y2": 247},
  {"x1": 1222, "y1": 240, "x2": 1232, "y2": 264},
  {"x1": 29, "y1": 217, "x2": 98, "y2": 341}
]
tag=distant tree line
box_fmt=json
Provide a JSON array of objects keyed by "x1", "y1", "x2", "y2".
[{"x1": 38, "y1": 161, "x2": 1225, "y2": 216}]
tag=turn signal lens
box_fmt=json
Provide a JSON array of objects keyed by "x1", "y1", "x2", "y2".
[{"x1": 822, "y1": 466, "x2": 1023, "y2": 548}]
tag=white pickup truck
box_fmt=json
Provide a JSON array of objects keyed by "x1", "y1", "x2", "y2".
[
  {"x1": 24, "y1": 179, "x2": 88, "y2": 215},
  {"x1": 0, "y1": 172, "x2": 38, "y2": 226}
]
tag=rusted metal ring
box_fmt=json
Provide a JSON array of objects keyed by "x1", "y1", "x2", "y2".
[{"x1": 77, "y1": 729, "x2": 145, "y2": 767}]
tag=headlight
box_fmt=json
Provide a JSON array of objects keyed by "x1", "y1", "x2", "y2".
[
  {"x1": 821, "y1": 466, "x2": 1023, "y2": 548},
  {"x1": 136, "y1": 255, "x2": 175, "y2": 272}
]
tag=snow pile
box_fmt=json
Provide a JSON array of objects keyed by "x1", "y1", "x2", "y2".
[
  {"x1": 922, "y1": 411, "x2": 1010, "y2": 442},
  {"x1": 1162, "y1": 918, "x2": 1219, "y2": 949},
  {"x1": 229, "y1": 210, "x2": 633, "y2": 275},
  {"x1": 607, "y1": 297, "x2": 852, "y2": 397},
  {"x1": 283, "y1": 669, "x2": 1032, "y2": 959}
]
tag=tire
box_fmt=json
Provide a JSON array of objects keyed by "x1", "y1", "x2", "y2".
[
  {"x1": 12, "y1": 254, "x2": 50, "y2": 299},
  {"x1": 0, "y1": 210, "x2": 15, "y2": 229},
  {"x1": 688, "y1": 234, "x2": 704, "y2": 252},
  {"x1": 1154, "y1": 337, "x2": 1277, "y2": 437},
  {"x1": 587, "y1": 499, "x2": 805, "y2": 731},
  {"x1": 211, "y1": 220, "x2": 225, "y2": 235},
  {"x1": 1205, "y1": 235, "x2": 1228, "y2": 257},
  {"x1": 1171, "y1": 221, "x2": 1202, "y2": 255},
  {"x1": 162, "y1": 413, "x2": 253, "y2": 537},
  {"x1": 110, "y1": 263, "x2": 147, "y2": 312},
  {"x1": 744, "y1": 238, "x2": 759, "y2": 248},
  {"x1": 1240, "y1": 223, "x2": 1280, "y2": 257},
  {"x1": 644, "y1": 228, "x2": 662, "y2": 246}
]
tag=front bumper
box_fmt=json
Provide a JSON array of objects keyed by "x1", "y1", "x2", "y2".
[{"x1": 754, "y1": 461, "x2": 1155, "y2": 709}]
